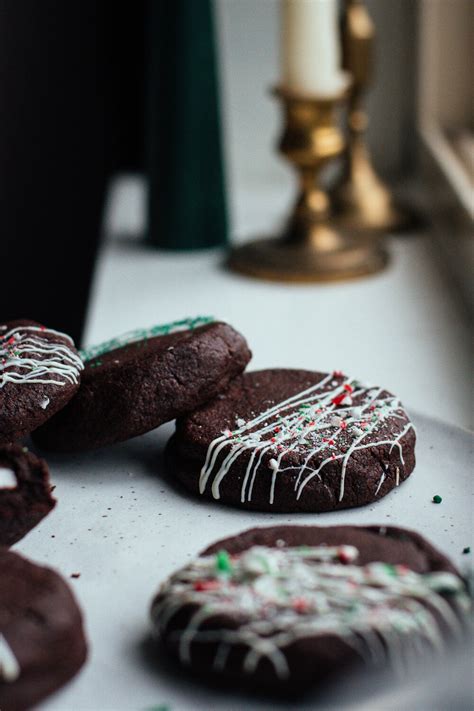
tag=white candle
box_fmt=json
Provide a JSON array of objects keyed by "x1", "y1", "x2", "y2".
[{"x1": 281, "y1": 0, "x2": 348, "y2": 96}]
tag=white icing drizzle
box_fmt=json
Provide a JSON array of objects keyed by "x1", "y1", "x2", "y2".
[
  {"x1": 0, "y1": 467, "x2": 17, "y2": 489},
  {"x1": 0, "y1": 634, "x2": 20, "y2": 682},
  {"x1": 80, "y1": 316, "x2": 215, "y2": 362},
  {"x1": 151, "y1": 545, "x2": 470, "y2": 682},
  {"x1": 199, "y1": 373, "x2": 415, "y2": 505},
  {"x1": 374, "y1": 467, "x2": 386, "y2": 496},
  {"x1": 0, "y1": 325, "x2": 83, "y2": 390}
]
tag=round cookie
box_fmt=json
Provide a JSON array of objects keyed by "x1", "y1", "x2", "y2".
[
  {"x1": 0, "y1": 549, "x2": 87, "y2": 710},
  {"x1": 33, "y1": 318, "x2": 251, "y2": 452},
  {"x1": 0, "y1": 445, "x2": 56, "y2": 547},
  {"x1": 151, "y1": 524, "x2": 470, "y2": 692},
  {"x1": 166, "y1": 368, "x2": 416, "y2": 512},
  {"x1": 0, "y1": 319, "x2": 83, "y2": 445}
]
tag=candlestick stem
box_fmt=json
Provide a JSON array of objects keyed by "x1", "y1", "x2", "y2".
[
  {"x1": 228, "y1": 87, "x2": 387, "y2": 282},
  {"x1": 331, "y1": 0, "x2": 416, "y2": 233}
]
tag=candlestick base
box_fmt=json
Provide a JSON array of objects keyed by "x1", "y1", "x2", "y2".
[
  {"x1": 228, "y1": 230, "x2": 387, "y2": 283},
  {"x1": 227, "y1": 86, "x2": 388, "y2": 283},
  {"x1": 331, "y1": 135, "x2": 419, "y2": 234}
]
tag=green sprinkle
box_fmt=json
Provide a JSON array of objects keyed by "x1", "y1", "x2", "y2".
[
  {"x1": 255, "y1": 554, "x2": 271, "y2": 573},
  {"x1": 432, "y1": 495, "x2": 442, "y2": 504},
  {"x1": 384, "y1": 564, "x2": 397, "y2": 576},
  {"x1": 297, "y1": 545, "x2": 312, "y2": 555},
  {"x1": 80, "y1": 316, "x2": 214, "y2": 361},
  {"x1": 463, "y1": 547, "x2": 471, "y2": 554},
  {"x1": 393, "y1": 621, "x2": 408, "y2": 633},
  {"x1": 216, "y1": 550, "x2": 232, "y2": 574}
]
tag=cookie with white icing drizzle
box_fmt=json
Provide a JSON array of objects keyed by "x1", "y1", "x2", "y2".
[
  {"x1": 0, "y1": 319, "x2": 83, "y2": 445},
  {"x1": 0, "y1": 548, "x2": 87, "y2": 710},
  {"x1": 0, "y1": 444, "x2": 56, "y2": 547},
  {"x1": 33, "y1": 319, "x2": 251, "y2": 452},
  {"x1": 151, "y1": 524, "x2": 470, "y2": 692},
  {"x1": 167, "y1": 369, "x2": 416, "y2": 511}
]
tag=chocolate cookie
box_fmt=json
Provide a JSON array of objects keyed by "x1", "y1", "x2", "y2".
[
  {"x1": 167, "y1": 369, "x2": 416, "y2": 512},
  {"x1": 151, "y1": 524, "x2": 470, "y2": 692},
  {"x1": 0, "y1": 549, "x2": 87, "y2": 710},
  {"x1": 0, "y1": 319, "x2": 83, "y2": 445},
  {"x1": 0, "y1": 445, "x2": 56, "y2": 547},
  {"x1": 33, "y1": 318, "x2": 251, "y2": 452}
]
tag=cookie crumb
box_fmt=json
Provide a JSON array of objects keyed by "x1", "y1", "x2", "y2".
[
  {"x1": 463, "y1": 547, "x2": 471, "y2": 554},
  {"x1": 70, "y1": 573, "x2": 81, "y2": 579}
]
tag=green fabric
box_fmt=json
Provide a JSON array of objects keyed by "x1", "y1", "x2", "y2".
[{"x1": 146, "y1": 0, "x2": 228, "y2": 250}]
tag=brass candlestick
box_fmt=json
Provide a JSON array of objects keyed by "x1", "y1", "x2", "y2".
[
  {"x1": 331, "y1": 0, "x2": 414, "y2": 233},
  {"x1": 228, "y1": 87, "x2": 387, "y2": 282}
]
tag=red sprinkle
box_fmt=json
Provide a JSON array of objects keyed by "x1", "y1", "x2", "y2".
[
  {"x1": 331, "y1": 393, "x2": 346, "y2": 406},
  {"x1": 194, "y1": 580, "x2": 220, "y2": 592},
  {"x1": 343, "y1": 384, "x2": 353, "y2": 393},
  {"x1": 395, "y1": 565, "x2": 409, "y2": 575},
  {"x1": 293, "y1": 597, "x2": 309, "y2": 613},
  {"x1": 338, "y1": 549, "x2": 353, "y2": 564}
]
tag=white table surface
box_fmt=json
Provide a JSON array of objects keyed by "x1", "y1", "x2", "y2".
[
  {"x1": 26, "y1": 412, "x2": 471, "y2": 711},
  {"x1": 15, "y1": 181, "x2": 473, "y2": 711},
  {"x1": 86, "y1": 180, "x2": 472, "y2": 430}
]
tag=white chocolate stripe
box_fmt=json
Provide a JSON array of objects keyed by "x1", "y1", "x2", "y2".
[
  {"x1": 152, "y1": 545, "x2": 469, "y2": 682},
  {"x1": 0, "y1": 634, "x2": 20, "y2": 682},
  {"x1": 0, "y1": 325, "x2": 83, "y2": 390},
  {"x1": 199, "y1": 374, "x2": 414, "y2": 506}
]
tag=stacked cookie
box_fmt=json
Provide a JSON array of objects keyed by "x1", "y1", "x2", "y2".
[
  {"x1": 0, "y1": 316, "x2": 251, "y2": 549},
  {"x1": 0, "y1": 316, "x2": 251, "y2": 708},
  {"x1": 0, "y1": 316, "x2": 470, "y2": 707}
]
